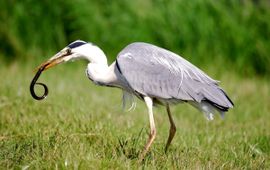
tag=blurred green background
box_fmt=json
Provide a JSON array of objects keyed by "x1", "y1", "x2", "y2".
[
  {"x1": 1, "y1": 0, "x2": 270, "y2": 169},
  {"x1": 0, "y1": 0, "x2": 270, "y2": 76}
]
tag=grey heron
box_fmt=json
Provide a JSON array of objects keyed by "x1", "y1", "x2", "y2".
[{"x1": 31, "y1": 40, "x2": 234, "y2": 159}]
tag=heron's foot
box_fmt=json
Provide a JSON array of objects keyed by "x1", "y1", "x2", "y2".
[
  {"x1": 164, "y1": 104, "x2": 176, "y2": 153},
  {"x1": 164, "y1": 124, "x2": 176, "y2": 153},
  {"x1": 138, "y1": 129, "x2": 156, "y2": 162}
]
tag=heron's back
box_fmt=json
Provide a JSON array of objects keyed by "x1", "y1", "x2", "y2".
[{"x1": 116, "y1": 42, "x2": 233, "y2": 117}]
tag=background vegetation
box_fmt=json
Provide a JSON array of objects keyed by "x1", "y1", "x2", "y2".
[
  {"x1": 1, "y1": 0, "x2": 270, "y2": 75},
  {"x1": 0, "y1": 0, "x2": 269, "y2": 169}
]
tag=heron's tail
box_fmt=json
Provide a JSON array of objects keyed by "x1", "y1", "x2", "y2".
[
  {"x1": 189, "y1": 89, "x2": 234, "y2": 120},
  {"x1": 189, "y1": 101, "x2": 225, "y2": 120},
  {"x1": 203, "y1": 88, "x2": 234, "y2": 120}
]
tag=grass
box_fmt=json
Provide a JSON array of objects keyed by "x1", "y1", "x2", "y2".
[{"x1": 0, "y1": 60, "x2": 269, "y2": 169}]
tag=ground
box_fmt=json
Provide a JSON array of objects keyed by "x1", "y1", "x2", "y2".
[{"x1": 0, "y1": 61, "x2": 269, "y2": 169}]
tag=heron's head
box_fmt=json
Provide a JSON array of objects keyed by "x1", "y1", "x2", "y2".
[{"x1": 38, "y1": 40, "x2": 107, "y2": 71}]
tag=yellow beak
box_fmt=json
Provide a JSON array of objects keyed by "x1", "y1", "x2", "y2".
[{"x1": 36, "y1": 48, "x2": 72, "y2": 71}]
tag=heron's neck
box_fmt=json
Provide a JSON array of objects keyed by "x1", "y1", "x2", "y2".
[
  {"x1": 81, "y1": 45, "x2": 108, "y2": 65},
  {"x1": 80, "y1": 45, "x2": 115, "y2": 85},
  {"x1": 86, "y1": 62, "x2": 117, "y2": 86}
]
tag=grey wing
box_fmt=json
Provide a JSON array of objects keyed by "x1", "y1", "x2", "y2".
[{"x1": 116, "y1": 42, "x2": 233, "y2": 109}]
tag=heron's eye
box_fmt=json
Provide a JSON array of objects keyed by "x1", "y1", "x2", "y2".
[{"x1": 67, "y1": 48, "x2": 72, "y2": 54}]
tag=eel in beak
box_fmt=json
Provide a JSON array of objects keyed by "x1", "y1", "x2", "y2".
[{"x1": 30, "y1": 48, "x2": 72, "y2": 100}]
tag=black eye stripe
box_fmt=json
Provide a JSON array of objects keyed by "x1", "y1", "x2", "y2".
[{"x1": 68, "y1": 41, "x2": 86, "y2": 48}]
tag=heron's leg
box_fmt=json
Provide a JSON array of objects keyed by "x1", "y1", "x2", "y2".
[
  {"x1": 165, "y1": 104, "x2": 176, "y2": 152},
  {"x1": 139, "y1": 96, "x2": 156, "y2": 160}
]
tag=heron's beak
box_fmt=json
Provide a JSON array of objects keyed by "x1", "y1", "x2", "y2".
[{"x1": 37, "y1": 48, "x2": 72, "y2": 71}]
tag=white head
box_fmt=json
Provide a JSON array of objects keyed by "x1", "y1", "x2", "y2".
[{"x1": 38, "y1": 40, "x2": 107, "y2": 70}]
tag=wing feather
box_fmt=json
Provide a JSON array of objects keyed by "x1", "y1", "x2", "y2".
[{"x1": 116, "y1": 42, "x2": 233, "y2": 108}]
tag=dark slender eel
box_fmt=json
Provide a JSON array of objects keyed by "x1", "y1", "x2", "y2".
[{"x1": 30, "y1": 65, "x2": 48, "y2": 100}]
